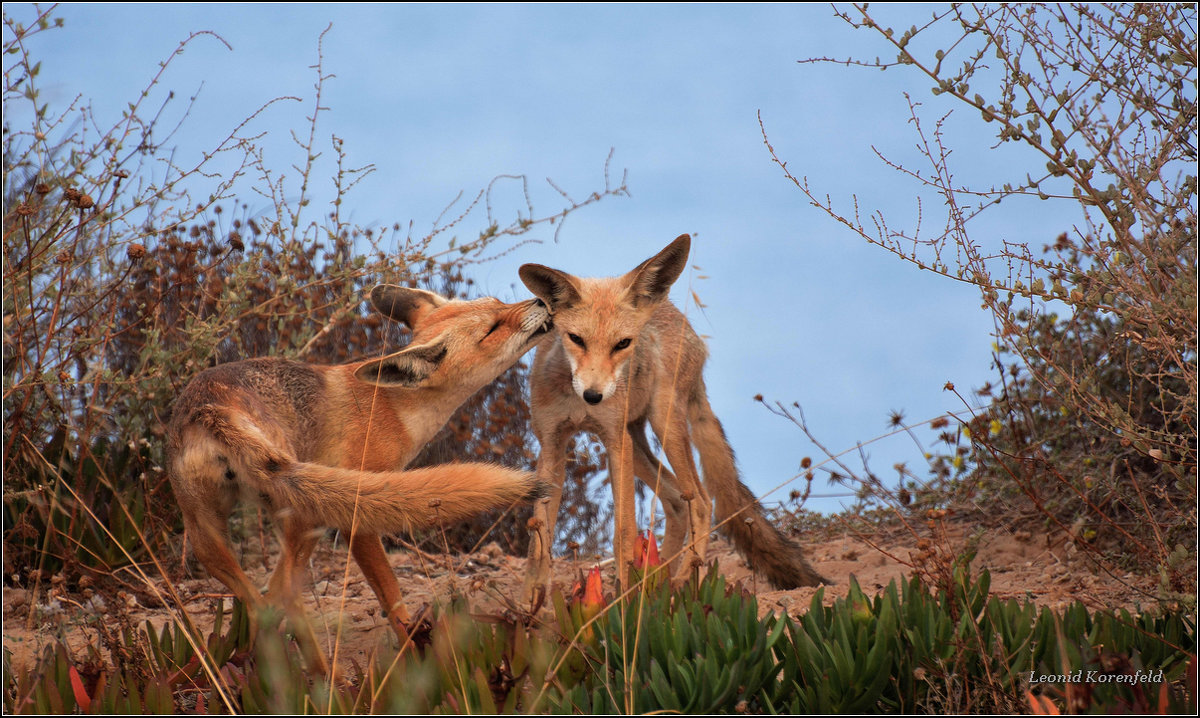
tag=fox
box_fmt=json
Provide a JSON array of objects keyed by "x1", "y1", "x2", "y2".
[
  {"x1": 518, "y1": 234, "x2": 826, "y2": 602},
  {"x1": 166, "y1": 284, "x2": 551, "y2": 661}
]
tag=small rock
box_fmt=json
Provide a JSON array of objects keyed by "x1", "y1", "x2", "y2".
[{"x1": 6, "y1": 588, "x2": 29, "y2": 608}]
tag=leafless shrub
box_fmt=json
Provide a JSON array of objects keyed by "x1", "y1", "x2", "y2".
[
  {"x1": 764, "y1": 4, "x2": 1195, "y2": 602},
  {"x1": 3, "y1": 8, "x2": 625, "y2": 589}
]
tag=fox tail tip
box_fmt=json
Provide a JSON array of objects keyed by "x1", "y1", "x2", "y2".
[{"x1": 525, "y1": 478, "x2": 552, "y2": 502}]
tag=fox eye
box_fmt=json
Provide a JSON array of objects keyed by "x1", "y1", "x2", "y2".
[
  {"x1": 613, "y1": 338, "x2": 631, "y2": 352},
  {"x1": 567, "y1": 333, "x2": 587, "y2": 349},
  {"x1": 482, "y1": 321, "x2": 502, "y2": 339}
]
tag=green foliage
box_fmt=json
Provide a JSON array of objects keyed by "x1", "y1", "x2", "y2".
[
  {"x1": 5, "y1": 433, "x2": 163, "y2": 580},
  {"x1": 782, "y1": 566, "x2": 1195, "y2": 714},
  {"x1": 549, "y1": 566, "x2": 792, "y2": 714},
  {"x1": 363, "y1": 604, "x2": 560, "y2": 714},
  {"x1": 4, "y1": 600, "x2": 251, "y2": 714},
  {"x1": 548, "y1": 564, "x2": 1195, "y2": 714},
  {"x1": 4, "y1": 566, "x2": 1195, "y2": 714},
  {"x1": 779, "y1": 578, "x2": 895, "y2": 713}
]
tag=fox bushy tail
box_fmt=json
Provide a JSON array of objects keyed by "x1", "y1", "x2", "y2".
[
  {"x1": 265, "y1": 461, "x2": 545, "y2": 534},
  {"x1": 687, "y1": 389, "x2": 827, "y2": 589},
  {"x1": 189, "y1": 406, "x2": 545, "y2": 534}
]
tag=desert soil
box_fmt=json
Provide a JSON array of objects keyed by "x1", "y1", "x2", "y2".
[{"x1": 2, "y1": 515, "x2": 1158, "y2": 674}]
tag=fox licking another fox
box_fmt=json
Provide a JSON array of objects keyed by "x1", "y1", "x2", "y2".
[
  {"x1": 166, "y1": 285, "x2": 551, "y2": 663},
  {"x1": 167, "y1": 235, "x2": 825, "y2": 669}
]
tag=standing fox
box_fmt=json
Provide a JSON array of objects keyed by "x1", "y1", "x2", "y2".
[
  {"x1": 519, "y1": 234, "x2": 826, "y2": 601},
  {"x1": 166, "y1": 285, "x2": 550, "y2": 657}
]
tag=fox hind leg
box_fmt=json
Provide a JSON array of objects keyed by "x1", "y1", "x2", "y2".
[
  {"x1": 349, "y1": 532, "x2": 413, "y2": 634},
  {"x1": 523, "y1": 425, "x2": 572, "y2": 607},
  {"x1": 172, "y1": 441, "x2": 263, "y2": 612},
  {"x1": 606, "y1": 428, "x2": 640, "y2": 592},
  {"x1": 182, "y1": 501, "x2": 263, "y2": 613},
  {"x1": 173, "y1": 438, "x2": 332, "y2": 672},
  {"x1": 264, "y1": 512, "x2": 321, "y2": 608},
  {"x1": 629, "y1": 421, "x2": 688, "y2": 571},
  {"x1": 648, "y1": 405, "x2": 711, "y2": 583}
]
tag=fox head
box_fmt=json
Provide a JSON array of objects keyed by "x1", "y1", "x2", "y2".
[
  {"x1": 353, "y1": 286, "x2": 551, "y2": 395},
  {"x1": 519, "y1": 234, "x2": 690, "y2": 405}
]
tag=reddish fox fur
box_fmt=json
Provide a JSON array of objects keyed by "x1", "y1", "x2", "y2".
[
  {"x1": 166, "y1": 286, "x2": 550, "y2": 666},
  {"x1": 519, "y1": 235, "x2": 826, "y2": 601}
]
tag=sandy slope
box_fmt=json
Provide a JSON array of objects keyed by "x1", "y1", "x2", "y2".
[{"x1": 2, "y1": 517, "x2": 1157, "y2": 674}]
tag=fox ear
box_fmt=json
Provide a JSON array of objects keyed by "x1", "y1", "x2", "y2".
[
  {"x1": 625, "y1": 234, "x2": 690, "y2": 306},
  {"x1": 369, "y1": 285, "x2": 448, "y2": 329},
  {"x1": 519, "y1": 264, "x2": 581, "y2": 312},
  {"x1": 354, "y1": 342, "x2": 447, "y2": 386}
]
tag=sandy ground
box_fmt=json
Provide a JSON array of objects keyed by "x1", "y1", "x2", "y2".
[{"x1": 2, "y1": 514, "x2": 1159, "y2": 674}]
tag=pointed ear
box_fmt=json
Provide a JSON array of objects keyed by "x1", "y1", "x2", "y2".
[
  {"x1": 354, "y1": 342, "x2": 448, "y2": 387},
  {"x1": 369, "y1": 285, "x2": 448, "y2": 329},
  {"x1": 625, "y1": 234, "x2": 690, "y2": 306},
  {"x1": 519, "y1": 264, "x2": 581, "y2": 312}
]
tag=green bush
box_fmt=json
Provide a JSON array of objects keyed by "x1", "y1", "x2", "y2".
[
  {"x1": 5, "y1": 563, "x2": 1194, "y2": 713},
  {"x1": 549, "y1": 564, "x2": 1194, "y2": 714}
]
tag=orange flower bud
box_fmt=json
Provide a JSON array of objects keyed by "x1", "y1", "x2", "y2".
[
  {"x1": 582, "y1": 566, "x2": 605, "y2": 612},
  {"x1": 634, "y1": 530, "x2": 661, "y2": 569}
]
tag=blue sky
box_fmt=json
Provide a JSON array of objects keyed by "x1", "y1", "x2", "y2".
[{"x1": 7, "y1": 4, "x2": 1077, "y2": 514}]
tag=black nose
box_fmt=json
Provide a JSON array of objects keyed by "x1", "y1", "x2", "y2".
[
  {"x1": 583, "y1": 389, "x2": 603, "y2": 405},
  {"x1": 533, "y1": 298, "x2": 546, "y2": 308}
]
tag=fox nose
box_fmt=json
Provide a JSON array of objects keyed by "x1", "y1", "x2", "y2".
[
  {"x1": 582, "y1": 389, "x2": 603, "y2": 405},
  {"x1": 533, "y1": 298, "x2": 546, "y2": 308}
]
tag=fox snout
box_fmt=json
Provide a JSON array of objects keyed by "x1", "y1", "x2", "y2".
[
  {"x1": 571, "y1": 372, "x2": 617, "y2": 405},
  {"x1": 517, "y1": 298, "x2": 553, "y2": 343}
]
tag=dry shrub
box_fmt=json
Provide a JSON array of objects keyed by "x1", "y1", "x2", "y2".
[
  {"x1": 3, "y1": 8, "x2": 625, "y2": 591},
  {"x1": 765, "y1": 4, "x2": 1195, "y2": 602}
]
